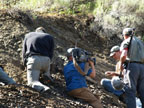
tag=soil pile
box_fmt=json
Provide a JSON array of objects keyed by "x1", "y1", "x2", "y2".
[{"x1": 0, "y1": 9, "x2": 125, "y2": 108}]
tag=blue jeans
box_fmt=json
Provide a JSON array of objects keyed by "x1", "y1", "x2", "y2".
[
  {"x1": 123, "y1": 63, "x2": 144, "y2": 108},
  {"x1": 101, "y1": 78, "x2": 124, "y2": 96},
  {"x1": 0, "y1": 67, "x2": 16, "y2": 84}
]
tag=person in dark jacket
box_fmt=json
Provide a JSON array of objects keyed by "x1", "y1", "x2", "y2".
[{"x1": 22, "y1": 27, "x2": 54, "y2": 92}]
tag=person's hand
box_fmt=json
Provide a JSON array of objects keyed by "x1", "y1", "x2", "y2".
[
  {"x1": 105, "y1": 71, "x2": 117, "y2": 77},
  {"x1": 105, "y1": 71, "x2": 112, "y2": 75},
  {"x1": 88, "y1": 60, "x2": 94, "y2": 66}
]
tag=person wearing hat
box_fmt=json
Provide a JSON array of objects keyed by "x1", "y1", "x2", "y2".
[
  {"x1": 63, "y1": 48, "x2": 103, "y2": 108},
  {"x1": 101, "y1": 45, "x2": 142, "y2": 106},
  {"x1": 22, "y1": 27, "x2": 54, "y2": 92},
  {"x1": 118, "y1": 28, "x2": 144, "y2": 108},
  {"x1": 100, "y1": 45, "x2": 125, "y2": 102},
  {"x1": 105, "y1": 45, "x2": 124, "y2": 77}
]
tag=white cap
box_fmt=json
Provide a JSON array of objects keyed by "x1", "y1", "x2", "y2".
[
  {"x1": 66, "y1": 48, "x2": 74, "y2": 57},
  {"x1": 67, "y1": 48, "x2": 74, "y2": 54},
  {"x1": 122, "y1": 28, "x2": 133, "y2": 36}
]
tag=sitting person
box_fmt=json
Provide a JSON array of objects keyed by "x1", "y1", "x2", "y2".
[
  {"x1": 101, "y1": 45, "x2": 125, "y2": 100},
  {"x1": 63, "y1": 48, "x2": 103, "y2": 108},
  {"x1": 0, "y1": 66, "x2": 16, "y2": 85},
  {"x1": 101, "y1": 63, "x2": 125, "y2": 100},
  {"x1": 100, "y1": 45, "x2": 142, "y2": 107}
]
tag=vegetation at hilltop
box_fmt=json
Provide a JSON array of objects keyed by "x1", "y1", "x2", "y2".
[
  {"x1": 0, "y1": 0, "x2": 144, "y2": 107},
  {"x1": 1, "y1": 0, "x2": 144, "y2": 41}
]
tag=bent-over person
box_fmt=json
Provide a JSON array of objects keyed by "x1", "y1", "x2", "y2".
[{"x1": 22, "y1": 27, "x2": 54, "y2": 92}]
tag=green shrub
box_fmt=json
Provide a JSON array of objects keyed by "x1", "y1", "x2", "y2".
[{"x1": 142, "y1": 36, "x2": 144, "y2": 42}]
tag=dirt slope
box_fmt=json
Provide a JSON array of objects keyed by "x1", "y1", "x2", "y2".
[{"x1": 0, "y1": 9, "x2": 125, "y2": 108}]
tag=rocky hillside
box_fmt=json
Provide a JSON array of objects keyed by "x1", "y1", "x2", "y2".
[{"x1": 0, "y1": 9, "x2": 125, "y2": 108}]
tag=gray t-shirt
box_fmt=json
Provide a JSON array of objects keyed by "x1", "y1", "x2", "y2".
[{"x1": 120, "y1": 36, "x2": 144, "y2": 62}]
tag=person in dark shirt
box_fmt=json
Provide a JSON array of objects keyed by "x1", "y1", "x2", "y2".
[{"x1": 22, "y1": 27, "x2": 54, "y2": 92}]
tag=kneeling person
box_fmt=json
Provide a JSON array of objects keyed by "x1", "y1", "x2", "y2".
[
  {"x1": 22, "y1": 27, "x2": 54, "y2": 92},
  {"x1": 63, "y1": 48, "x2": 103, "y2": 108}
]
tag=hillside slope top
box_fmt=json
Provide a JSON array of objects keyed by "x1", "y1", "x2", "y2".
[{"x1": 0, "y1": 9, "x2": 125, "y2": 108}]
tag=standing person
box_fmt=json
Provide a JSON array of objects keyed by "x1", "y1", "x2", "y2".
[
  {"x1": 63, "y1": 48, "x2": 103, "y2": 108},
  {"x1": 101, "y1": 45, "x2": 142, "y2": 107},
  {"x1": 118, "y1": 28, "x2": 144, "y2": 108},
  {"x1": 0, "y1": 66, "x2": 16, "y2": 85},
  {"x1": 22, "y1": 27, "x2": 54, "y2": 92}
]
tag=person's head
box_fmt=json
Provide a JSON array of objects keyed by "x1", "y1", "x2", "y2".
[
  {"x1": 122, "y1": 28, "x2": 134, "y2": 39},
  {"x1": 35, "y1": 27, "x2": 46, "y2": 33},
  {"x1": 110, "y1": 46, "x2": 121, "y2": 60},
  {"x1": 66, "y1": 48, "x2": 74, "y2": 61}
]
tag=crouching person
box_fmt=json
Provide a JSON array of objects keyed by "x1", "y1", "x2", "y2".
[
  {"x1": 63, "y1": 48, "x2": 103, "y2": 108},
  {"x1": 0, "y1": 66, "x2": 16, "y2": 85},
  {"x1": 22, "y1": 27, "x2": 54, "y2": 92},
  {"x1": 101, "y1": 46, "x2": 125, "y2": 98}
]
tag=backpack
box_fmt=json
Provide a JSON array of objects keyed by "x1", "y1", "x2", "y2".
[{"x1": 129, "y1": 36, "x2": 144, "y2": 63}]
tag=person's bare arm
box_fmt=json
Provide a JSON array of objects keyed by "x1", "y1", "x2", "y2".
[
  {"x1": 105, "y1": 71, "x2": 120, "y2": 77},
  {"x1": 88, "y1": 60, "x2": 96, "y2": 78},
  {"x1": 73, "y1": 58, "x2": 86, "y2": 76},
  {"x1": 73, "y1": 58, "x2": 96, "y2": 78},
  {"x1": 105, "y1": 61, "x2": 124, "y2": 77},
  {"x1": 118, "y1": 49, "x2": 127, "y2": 74}
]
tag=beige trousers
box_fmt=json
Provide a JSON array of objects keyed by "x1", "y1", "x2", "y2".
[
  {"x1": 68, "y1": 88, "x2": 103, "y2": 108},
  {"x1": 26, "y1": 55, "x2": 51, "y2": 92}
]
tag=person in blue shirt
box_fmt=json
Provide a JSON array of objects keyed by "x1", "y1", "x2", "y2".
[{"x1": 63, "y1": 48, "x2": 103, "y2": 108}]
